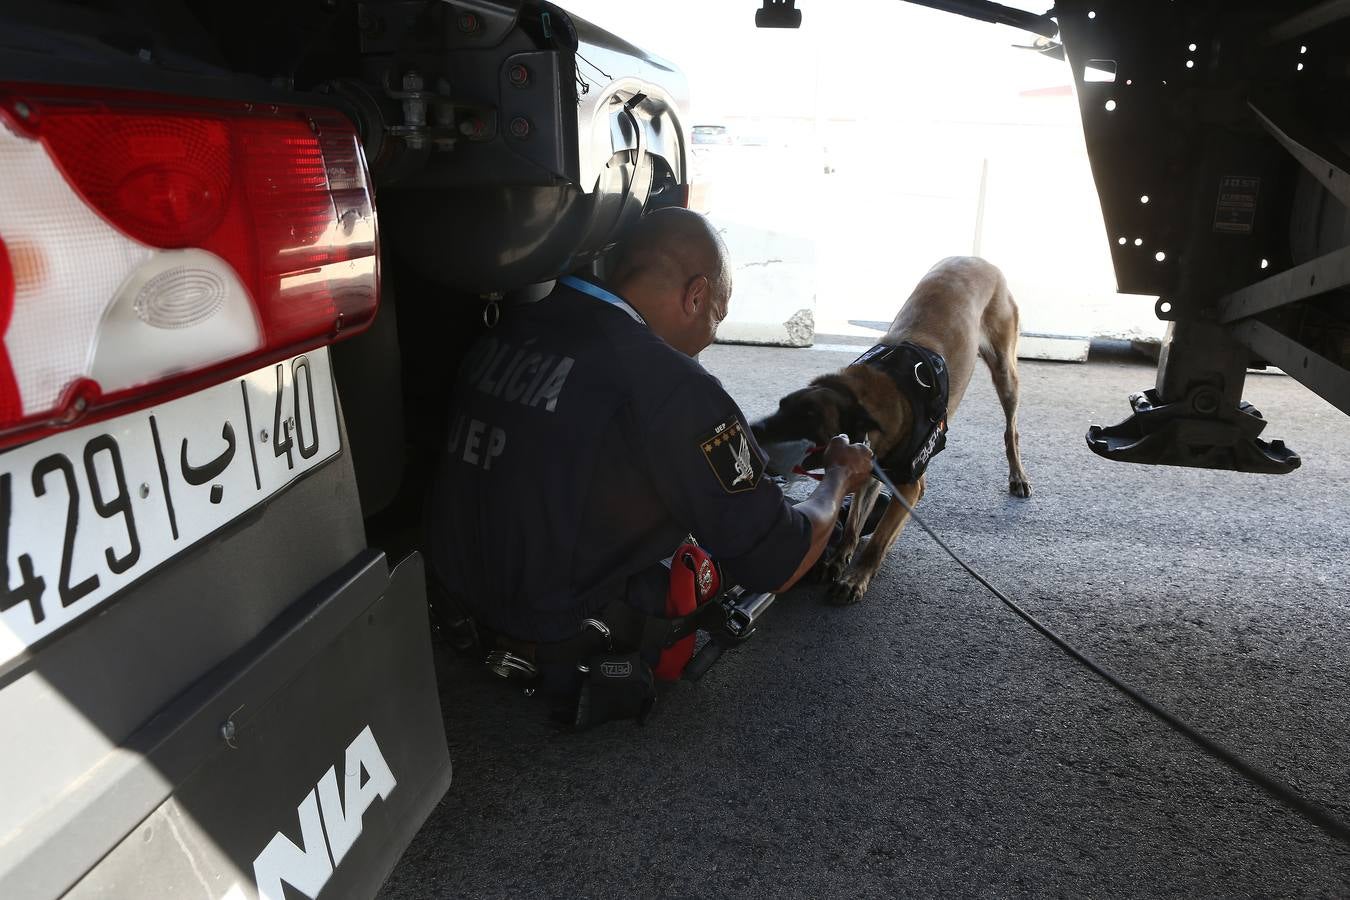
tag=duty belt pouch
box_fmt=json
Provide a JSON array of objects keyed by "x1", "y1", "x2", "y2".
[{"x1": 574, "y1": 652, "x2": 656, "y2": 729}]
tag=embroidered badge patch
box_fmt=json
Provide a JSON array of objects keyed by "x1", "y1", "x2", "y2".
[{"x1": 699, "y1": 419, "x2": 763, "y2": 493}]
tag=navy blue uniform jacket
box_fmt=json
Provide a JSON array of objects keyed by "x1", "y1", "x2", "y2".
[{"x1": 426, "y1": 280, "x2": 811, "y2": 642}]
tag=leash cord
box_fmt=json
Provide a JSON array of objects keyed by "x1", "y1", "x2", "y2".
[{"x1": 869, "y1": 460, "x2": 1350, "y2": 848}]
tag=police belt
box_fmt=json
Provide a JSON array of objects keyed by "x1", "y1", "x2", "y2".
[
  {"x1": 484, "y1": 597, "x2": 724, "y2": 665},
  {"x1": 852, "y1": 341, "x2": 950, "y2": 484}
]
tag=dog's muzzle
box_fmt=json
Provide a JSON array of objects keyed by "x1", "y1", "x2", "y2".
[{"x1": 760, "y1": 439, "x2": 818, "y2": 481}]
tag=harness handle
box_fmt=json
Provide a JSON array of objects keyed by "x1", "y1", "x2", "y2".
[
  {"x1": 791, "y1": 445, "x2": 829, "y2": 481},
  {"x1": 791, "y1": 435, "x2": 875, "y2": 481}
]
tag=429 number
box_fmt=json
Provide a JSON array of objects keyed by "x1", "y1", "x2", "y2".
[{"x1": 1, "y1": 436, "x2": 140, "y2": 627}]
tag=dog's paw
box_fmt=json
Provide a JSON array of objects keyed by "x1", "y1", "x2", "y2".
[
  {"x1": 826, "y1": 568, "x2": 871, "y2": 605},
  {"x1": 807, "y1": 550, "x2": 836, "y2": 583},
  {"x1": 1009, "y1": 473, "x2": 1032, "y2": 498},
  {"x1": 822, "y1": 548, "x2": 853, "y2": 583}
]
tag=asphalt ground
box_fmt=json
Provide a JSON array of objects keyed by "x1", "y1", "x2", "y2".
[{"x1": 380, "y1": 338, "x2": 1350, "y2": 899}]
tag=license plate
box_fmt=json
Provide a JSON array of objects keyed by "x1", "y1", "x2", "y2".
[{"x1": 0, "y1": 350, "x2": 341, "y2": 669}]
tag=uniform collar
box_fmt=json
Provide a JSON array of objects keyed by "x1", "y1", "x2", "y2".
[{"x1": 559, "y1": 275, "x2": 648, "y2": 326}]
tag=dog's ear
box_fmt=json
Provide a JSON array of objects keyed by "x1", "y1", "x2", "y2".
[{"x1": 809, "y1": 373, "x2": 854, "y2": 399}]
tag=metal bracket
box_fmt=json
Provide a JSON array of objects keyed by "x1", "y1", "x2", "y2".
[
  {"x1": 382, "y1": 70, "x2": 501, "y2": 153},
  {"x1": 1267, "y1": 0, "x2": 1350, "y2": 44},
  {"x1": 1229, "y1": 318, "x2": 1350, "y2": 418},
  {"x1": 1218, "y1": 242, "x2": 1350, "y2": 324},
  {"x1": 1086, "y1": 387, "x2": 1300, "y2": 474},
  {"x1": 1213, "y1": 102, "x2": 1350, "y2": 325},
  {"x1": 1250, "y1": 101, "x2": 1350, "y2": 213},
  {"x1": 441, "y1": 0, "x2": 522, "y2": 48},
  {"x1": 756, "y1": 0, "x2": 802, "y2": 28},
  {"x1": 900, "y1": 0, "x2": 1058, "y2": 38}
]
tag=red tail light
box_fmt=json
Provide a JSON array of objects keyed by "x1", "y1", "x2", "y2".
[
  {"x1": 0, "y1": 235, "x2": 16, "y2": 425},
  {"x1": 0, "y1": 85, "x2": 378, "y2": 449}
]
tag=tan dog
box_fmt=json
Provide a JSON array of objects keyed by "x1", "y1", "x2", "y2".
[{"x1": 752, "y1": 257, "x2": 1031, "y2": 604}]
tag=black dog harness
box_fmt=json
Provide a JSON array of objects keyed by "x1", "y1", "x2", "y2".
[{"x1": 853, "y1": 342, "x2": 950, "y2": 484}]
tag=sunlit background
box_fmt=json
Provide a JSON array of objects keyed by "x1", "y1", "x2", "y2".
[{"x1": 566, "y1": 0, "x2": 1164, "y2": 357}]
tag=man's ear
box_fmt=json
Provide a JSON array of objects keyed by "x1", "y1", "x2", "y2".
[{"x1": 682, "y1": 274, "x2": 709, "y2": 318}]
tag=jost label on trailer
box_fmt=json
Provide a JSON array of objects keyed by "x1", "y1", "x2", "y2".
[{"x1": 0, "y1": 350, "x2": 341, "y2": 668}]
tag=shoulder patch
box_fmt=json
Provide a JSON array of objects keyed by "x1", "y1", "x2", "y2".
[{"x1": 699, "y1": 419, "x2": 763, "y2": 493}]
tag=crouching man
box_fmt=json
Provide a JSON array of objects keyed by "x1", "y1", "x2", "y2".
[{"x1": 425, "y1": 209, "x2": 872, "y2": 726}]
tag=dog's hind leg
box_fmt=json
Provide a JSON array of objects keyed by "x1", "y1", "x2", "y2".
[
  {"x1": 981, "y1": 289, "x2": 1032, "y2": 498},
  {"x1": 823, "y1": 478, "x2": 882, "y2": 583},
  {"x1": 828, "y1": 475, "x2": 924, "y2": 605}
]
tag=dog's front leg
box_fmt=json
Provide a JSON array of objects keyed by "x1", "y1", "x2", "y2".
[
  {"x1": 828, "y1": 476, "x2": 925, "y2": 605},
  {"x1": 822, "y1": 478, "x2": 882, "y2": 583}
]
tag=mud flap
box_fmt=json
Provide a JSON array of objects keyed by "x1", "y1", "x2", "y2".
[{"x1": 53, "y1": 553, "x2": 450, "y2": 900}]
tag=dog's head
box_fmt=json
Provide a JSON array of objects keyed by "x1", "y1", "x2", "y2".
[{"x1": 751, "y1": 374, "x2": 880, "y2": 449}]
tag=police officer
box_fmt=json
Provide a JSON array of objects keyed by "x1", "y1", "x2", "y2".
[{"x1": 426, "y1": 208, "x2": 873, "y2": 714}]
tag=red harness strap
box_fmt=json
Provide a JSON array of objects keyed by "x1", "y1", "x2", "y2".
[
  {"x1": 792, "y1": 445, "x2": 828, "y2": 481},
  {"x1": 654, "y1": 542, "x2": 721, "y2": 681}
]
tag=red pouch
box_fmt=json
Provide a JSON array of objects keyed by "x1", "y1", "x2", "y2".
[{"x1": 653, "y1": 542, "x2": 721, "y2": 681}]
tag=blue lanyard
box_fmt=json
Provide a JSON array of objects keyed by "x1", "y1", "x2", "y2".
[{"x1": 559, "y1": 276, "x2": 647, "y2": 326}]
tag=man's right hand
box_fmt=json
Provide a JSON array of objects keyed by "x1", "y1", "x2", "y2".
[
  {"x1": 773, "y1": 435, "x2": 876, "y2": 593},
  {"x1": 823, "y1": 434, "x2": 874, "y2": 494}
]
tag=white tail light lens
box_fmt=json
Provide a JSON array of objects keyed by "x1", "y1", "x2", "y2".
[
  {"x1": 90, "y1": 248, "x2": 261, "y2": 390},
  {"x1": 0, "y1": 85, "x2": 378, "y2": 449}
]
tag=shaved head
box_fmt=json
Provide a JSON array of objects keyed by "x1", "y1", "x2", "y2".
[
  {"x1": 610, "y1": 207, "x2": 731, "y2": 301},
  {"x1": 605, "y1": 208, "x2": 733, "y2": 356}
]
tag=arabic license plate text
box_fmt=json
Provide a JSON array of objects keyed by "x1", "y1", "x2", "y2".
[{"x1": 0, "y1": 350, "x2": 341, "y2": 668}]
